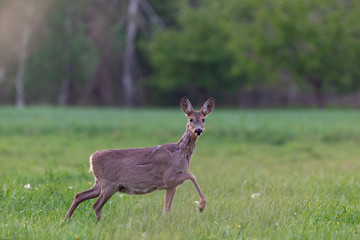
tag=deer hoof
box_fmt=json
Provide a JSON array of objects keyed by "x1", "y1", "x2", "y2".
[
  {"x1": 199, "y1": 207, "x2": 204, "y2": 213},
  {"x1": 61, "y1": 218, "x2": 69, "y2": 225}
]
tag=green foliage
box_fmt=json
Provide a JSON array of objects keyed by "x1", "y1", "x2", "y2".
[
  {"x1": 146, "y1": 0, "x2": 360, "y2": 102},
  {"x1": 2, "y1": 0, "x2": 360, "y2": 106},
  {"x1": 227, "y1": 0, "x2": 360, "y2": 93},
  {"x1": 1, "y1": 107, "x2": 360, "y2": 239},
  {"x1": 146, "y1": 0, "x2": 236, "y2": 95},
  {"x1": 224, "y1": 0, "x2": 279, "y2": 89}
]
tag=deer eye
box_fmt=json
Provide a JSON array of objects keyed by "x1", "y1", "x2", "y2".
[
  {"x1": 189, "y1": 118, "x2": 193, "y2": 122},
  {"x1": 202, "y1": 118, "x2": 205, "y2": 122}
]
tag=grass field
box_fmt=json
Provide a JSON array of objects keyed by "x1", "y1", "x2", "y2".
[{"x1": 1, "y1": 107, "x2": 360, "y2": 239}]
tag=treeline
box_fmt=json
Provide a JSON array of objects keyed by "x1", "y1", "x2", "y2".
[{"x1": 0, "y1": 0, "x2": 360, "y2": 107}]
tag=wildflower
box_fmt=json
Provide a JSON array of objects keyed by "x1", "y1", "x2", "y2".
[
  {"x1": 237, "y1": 224, "x2": 241, "y2": 229},
  {"x1": 310, "y1": 230, "x2": 312, "y2": 233},
  {"x1": 337, "y1": 222, "x2": 339, "y2": 225},
  {"x1": 68, "y1": 186, "x2": 73, "y2": 189},
  {"x1": 194, "y1": 201, "x2": 200, "y2": 205},
  {"x1": 251, "y1": 193, "x2": 261, "y2": 199},
  {"x1": 76, "y1": 236, "x2": 80, "y2": 240},
  {"x1": 24, "y1": 184, "x2": 31, "y2": 189}
]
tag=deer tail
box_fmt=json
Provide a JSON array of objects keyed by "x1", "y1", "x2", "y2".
[{"x1": 89, "y1": 154, "x2": 94, "y2": 172}]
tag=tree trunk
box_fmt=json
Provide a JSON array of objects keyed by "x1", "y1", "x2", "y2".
[
  {"x1": 58, "y1": 5, "x2": 75, "y2": 106},
  {"x1": 305, "y1": 74, "x2": 325, "y2": 108},
  {"x1": 313, "y1": 80, "x2": 325, "y2": 108},
  {"x1": 286, "y1": 83, "x2": 298, "y2": 106},
  {"x1": 122, "y1": 0, "x2": 140, "y2": 107},
  {"x1": 16, "y1": 3, "x2": 33, "y2": 108}
]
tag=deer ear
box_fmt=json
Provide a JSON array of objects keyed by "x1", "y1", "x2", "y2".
[
  {"x1": 180, "y1": 97, "x2": 194, "y2": 116},
  {"x1": 200, "y1": 98, "x2": 215, "y2": 116}
]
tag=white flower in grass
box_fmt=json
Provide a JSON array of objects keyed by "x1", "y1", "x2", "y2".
[
  {"x1": 251, "y1": 192, "x2": 261, "y2": 199},
  {"x1": 24, "y1": 184, "x2": 31, "y2": 189},
  {"x1": 68, "y1": 186, "x2": 73, "y2": 189},
  {"x1": 194, "y1": 200, "x2": 200, "y2": 205}
]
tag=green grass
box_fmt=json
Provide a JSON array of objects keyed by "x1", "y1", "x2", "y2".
[{"x1": 1, "y1": 107, "x2": 360, "y2": 239}]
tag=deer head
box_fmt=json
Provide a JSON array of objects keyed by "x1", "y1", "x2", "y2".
[{"x1": 180, "y1": 97, "x2": 215, "y2": 136}]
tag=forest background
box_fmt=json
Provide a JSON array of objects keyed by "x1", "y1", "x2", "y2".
[{"x1": 1, "y1": 0, "x2": 360, "y2": 108}]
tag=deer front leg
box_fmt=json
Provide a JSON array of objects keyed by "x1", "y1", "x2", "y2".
[
  {"x1": 187, "y1": 173, "x2": 206, "y2": 212},
  {"x1": 163, "y1": 187, "x2": 177, "y2": 214},
  {"x1": 164, "y1": 172, "x2": 206, "y2": 213}
]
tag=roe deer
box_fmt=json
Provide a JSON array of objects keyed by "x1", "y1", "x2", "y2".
[{"x1": 64, "y1": 97, "x2": 215, "y2": 221}]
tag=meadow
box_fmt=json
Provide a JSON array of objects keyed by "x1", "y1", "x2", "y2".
[{"x1": 1, "y1": 107, "x2": 360, "y2": 239}]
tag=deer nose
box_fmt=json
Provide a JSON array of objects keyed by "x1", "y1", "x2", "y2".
[{"x1": 195, "y1": 128, "x2": 203, "y2": 135}]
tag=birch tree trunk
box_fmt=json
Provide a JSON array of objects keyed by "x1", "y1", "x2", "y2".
[
  {"x1": 15, "y1": 2, "x2": 33, "y2": 108},
  {"x1": 58, "y1": 5, "x2": 75, "y2": 106},
  {"x1": 122, "y1": 0, "x2": 140, "y2": 107},
  {"x1": 139, "y1": 0, "x2": 166, "y2": 29}
]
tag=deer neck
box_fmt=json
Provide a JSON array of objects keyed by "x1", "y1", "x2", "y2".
[{"x1": 177, "y1": 125, "x2": 199, "y2": 162}]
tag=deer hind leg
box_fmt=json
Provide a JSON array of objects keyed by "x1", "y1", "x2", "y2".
[
  {"x1": 163, "y1": 187, "x2": 177, "y2": 215},
  {"x1": 64, "y1": 182, "x2": 101, "y2": 221},
  {"x1": 92, "y1": 185, "x2": 117, "y2": 221}
]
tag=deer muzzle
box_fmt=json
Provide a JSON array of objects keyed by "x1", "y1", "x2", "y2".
[{"x1": 195, "y1": 128, "x2": 203, "y2": 135}]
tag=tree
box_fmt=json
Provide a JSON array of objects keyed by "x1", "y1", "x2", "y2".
[
  {"x1": 15, "y1": 0, "x2": 34, "y2": 108},
  {"x1": 122, "y1": 0, "x2": 140, "y2": 108},
  {"x1": 122, "y1": 0, "x2": 166, "y2": 107},
  {"x1": 227, "y1": 0, "x2": 360, "y2": 107},
  {"x1": 146, "y1": 1, "x2": 237, "y2": 103},
  {"x1": 58, "y1": 4, "x2": 75, "y2": 106}
]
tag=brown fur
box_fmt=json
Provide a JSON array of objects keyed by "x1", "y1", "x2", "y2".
[{"x1": 64, "y1": 97, "x2": 215, "y2": 221}]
